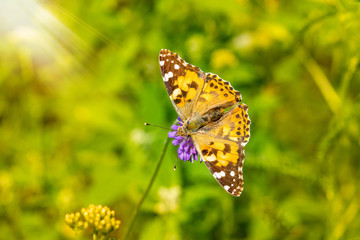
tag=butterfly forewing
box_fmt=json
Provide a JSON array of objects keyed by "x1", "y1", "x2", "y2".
[
  {"x1": 159, "y1": 49, "x2": 205, "y2": 120},
  {"x1": 192, "y1": 73, "x2": 242, "y2": 116}
]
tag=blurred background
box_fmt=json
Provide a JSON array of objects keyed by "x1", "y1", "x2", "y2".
[{"x1": 1, "y1": 0, "x2": 360, "y2": 239}]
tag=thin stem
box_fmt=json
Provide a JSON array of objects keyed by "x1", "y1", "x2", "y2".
[
  {"x1": 339, "y1": 56, "x2": 359, "y2": 100},
  {"x1": 301, "y1": 49, "x2": 342, "y2": 115},
  {"x1": 123, "y1": 137, "x2": 170, "y2": 240}
]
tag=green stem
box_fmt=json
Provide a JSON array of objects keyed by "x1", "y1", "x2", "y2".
[
  {"x1": 301, "y1": 49, "x2": 342, "y2": 115},
  {"x1": 123, "y1": 137, "x2": 170, "y2": 240}
]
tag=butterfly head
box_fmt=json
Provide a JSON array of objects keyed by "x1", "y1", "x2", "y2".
[{"x1": 176, "y1": 125, "x2": 188, "y2": 137}]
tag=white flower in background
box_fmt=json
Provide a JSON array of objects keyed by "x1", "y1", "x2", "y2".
[{"x1": 155, "y1": 186, "x2": 181, "y2": 214}]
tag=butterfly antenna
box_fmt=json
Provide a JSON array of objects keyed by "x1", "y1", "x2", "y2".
[
  {"x1": 173, "y1": 158, "x2": 178, "y2": 171},
  {"x1": 144, "y1": 123, "x2": 172, "y2": 131}
]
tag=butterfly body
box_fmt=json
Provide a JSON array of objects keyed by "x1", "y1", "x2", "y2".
[
  {"x1": 159, "y1": 49, "x2": 250, "y2": 197},
  {"x1": 178, "y1": 107, "x2": 224, "y2": 136}
]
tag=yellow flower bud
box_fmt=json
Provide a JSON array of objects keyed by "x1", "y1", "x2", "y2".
[{"x1": 65, "y1": 204, "x2": 121, "y2": 237}]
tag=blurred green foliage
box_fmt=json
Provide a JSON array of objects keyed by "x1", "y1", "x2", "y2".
[{"x1": 0, "y1": 0, "x2": 360, "y2": 239}]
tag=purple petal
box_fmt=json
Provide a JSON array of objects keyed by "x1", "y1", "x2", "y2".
[
  {"x1": 183, "y1": 144, "x2": 190, "y2": 152},
  {"x1": 168, "y1": 131, "x2": 177, "y2": 138},
  {"x1": 190, "y1": 147, "x2": 197, "y2": 156},
  {"x1": 178, "y1": 140, "x2": 186, "y2": 150},
  {"x1": 178, "y1": 141, "x2": 190, "y2": 161},
  {"x1": 172, "y1": 139, "x2": 181, "y2": 146},
  {"x1": 183, "y1": 153, "x2": 191, "y2": 161},
  {"x1": 177, "y1": 147, "x2": 186, "y2": 160},
  {"x1": 171, "y1": 125, "x2": 179, "y2": 131},
  {"x1": 168, "y1": 116, "x2": 200, "y2": 163}
]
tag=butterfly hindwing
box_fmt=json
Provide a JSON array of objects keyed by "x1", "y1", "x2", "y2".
[
  {"x1": 204, "y1": 147, "x2": 245, "y2": 196},
  {"x1": 203, "y1": 103, "x2": 250, "y2": 143},
  {"x1": 191, "y1": 104, "x2": 250, "y2": 196}
]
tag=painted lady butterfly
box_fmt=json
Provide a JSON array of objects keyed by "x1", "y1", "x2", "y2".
[{"x1": 159, "y1": 49, "x2": 250, "y2": 197}]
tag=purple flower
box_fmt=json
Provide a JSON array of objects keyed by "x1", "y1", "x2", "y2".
[{"x1": 168, "y1": 117, "x2": 200, "y2": 163}]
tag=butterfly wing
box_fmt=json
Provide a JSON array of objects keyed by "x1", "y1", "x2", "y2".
[
  {"x1": 159, "y1": 49, "x2": 205, "y2": 120},
  {"x1": 192, "y1": 104, "x2": 251, "y2": 196},
  {"x1": 192, "y1": 73, "x2": 242, "y2": 117},
  {"x1": 159, "y1": 49, "x2": 242, "y2": 120}
]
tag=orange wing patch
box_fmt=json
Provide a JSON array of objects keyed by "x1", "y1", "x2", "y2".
[
  {"x1": 191, "y1": 103, "x2": 250, "y2": 196},
  {"x1": 159, "y1": 49, "x2": 205, "y2": 119},
  {"x1": 194, "y1": 136, "x2": 241, "y2": 166},
  {"x1": 192, "y1": 134, "x2": 246, "y2": 196},
  {"x1": 207, "y1": 104, "x2": 250, "y2": 144},
  {"x1": 192, "y1": 73, "x2": 242, "y2": 116},
  {"x1": 204, "y1": 147, "x2": 245, "y2": 197}
]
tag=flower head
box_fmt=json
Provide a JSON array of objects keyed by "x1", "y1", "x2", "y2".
[
  {"x1": 168, "y1": 117, "x2": 200, "y2": 162},
  {"x1": 65, "y1": 204, "x2": 121, "y2": 237}
]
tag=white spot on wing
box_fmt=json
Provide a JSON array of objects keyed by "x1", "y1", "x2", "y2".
[
  {"x1": 220, "y1": 171, "x2": 225, "y2": 177},
  {"x1": 168, "y1": 71, "x2": 173, "y2": 78},
  {"x1": 230, "y1": 171, "x2": 235, "y2": 177},
  {"x1": 160, "y1": 60, "x2": 164, "y2": 66},
  {"x1": 213, "y1": 172, "x2": 221, "y2": 179},
  {"x1": 224, "y1": 185, "x2": 230, "y2": 191},
  {"x1": 174, "y1": 64, "x2": 180, "y2": 69},
  {"x1": 172, "y1": 88, "x2": 181, "y2": 98},
  {"x1": 206, "y1": 155, "x2": 216, "y2": 161},
  {"x1": 164, "y1": 73, "x2": 169, "y2": 82}
]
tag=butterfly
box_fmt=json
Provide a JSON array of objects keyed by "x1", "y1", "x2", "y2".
[{"x1": 159, "y1": 49, "x2": 250, "y2": 197}]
